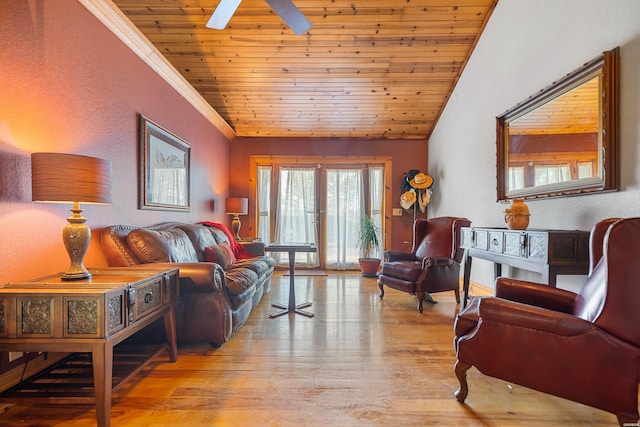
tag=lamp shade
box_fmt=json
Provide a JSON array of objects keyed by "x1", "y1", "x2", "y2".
[
  {"x1": 225, "y1": 197, "x2": 248, "y2": 215},
  {"x1": 31, "y1": 153, "x2": 112, "y2": 203}
]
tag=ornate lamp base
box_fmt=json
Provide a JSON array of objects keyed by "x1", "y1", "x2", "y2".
[
  {"x1": 231, "y1": 214, "x2": 242, "y2": 240},
  {"x1": 61, "y1": 203, "x2": 92, "y2": 281}
]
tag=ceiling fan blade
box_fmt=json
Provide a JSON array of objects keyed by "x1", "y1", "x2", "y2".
[
  {"x1": 265, "y1": 0, "x2": 312, "y2": 35},
  {"x1": 206, "y1": 0, "x2": 242, "y2": 29}
]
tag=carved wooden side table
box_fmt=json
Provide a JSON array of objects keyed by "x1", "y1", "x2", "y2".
[{"x1": 0, "y1": 267, "x2": 179, "y2": 427}]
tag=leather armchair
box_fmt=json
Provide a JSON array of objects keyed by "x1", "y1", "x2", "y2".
[
  {"x1": 454, "y1": 218, "x2": 640, "y2": 426},
  {"x1": 377, "y1": 216, "x2": 471, "y2": 312}
]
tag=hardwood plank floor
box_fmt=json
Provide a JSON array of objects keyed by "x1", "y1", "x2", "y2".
[{"x1": 0, "y1": 272, "x2": 620, "y2": 426}]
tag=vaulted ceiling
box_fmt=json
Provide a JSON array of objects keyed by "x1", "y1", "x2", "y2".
[{"x1": 112, "y1": 0, "x2": 497, "y2": 139}]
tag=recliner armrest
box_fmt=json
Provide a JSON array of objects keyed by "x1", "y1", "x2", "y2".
[
  {"x1": 383, "y1": 250, "x2": 417, "y2": 262},
  {"x1": 479, "y1": 297, "x2": 593, "y2": 336},
  {"x1": 422, "y1": 256, "x2": 454, "y2": 268},
  {"x1": 496, "y1": 277, "x2": 577, "y2": 314}
]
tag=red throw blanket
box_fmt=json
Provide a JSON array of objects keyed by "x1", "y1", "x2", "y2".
[{"x1": 199, "y1": 221, "x2": 255, "y2": 260}]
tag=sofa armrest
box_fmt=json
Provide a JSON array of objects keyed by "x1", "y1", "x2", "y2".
[
  {"x1": 240, "y1": 241, "x2": 266, "y2": 256},
  {"x1": 495, "y1": 277, "x2": 577, "y2": 314}
]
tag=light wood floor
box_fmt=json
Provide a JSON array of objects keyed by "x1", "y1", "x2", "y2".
[{"x1": 0, "y1": 272, "x2": 619, "y2": 426}]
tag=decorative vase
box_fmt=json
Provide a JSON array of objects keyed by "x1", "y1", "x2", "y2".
[{"x1": 504, "y1": 199, "x2": 530, "y2": 230}]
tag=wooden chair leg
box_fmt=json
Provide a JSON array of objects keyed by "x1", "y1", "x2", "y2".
[
  {"x1": 378, "y1": 282, "x2": 385, "y2": 299},
  {"x1": 416, "y1": 290, "x2": 424, "y2": 313},
  {"x1": 454, "y1": 287, "x2": 461, "y2": 304},
  {"x1": 454, "y1": 360, "x2": 472, "y2": 403}
]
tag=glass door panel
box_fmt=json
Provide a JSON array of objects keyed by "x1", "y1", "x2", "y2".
[
  {"x1": 274, "y1": 166, "x2": 319, "y2": 268},
  {"x1": 325, "y1": 168, "x2": 363, "y2": 269}
]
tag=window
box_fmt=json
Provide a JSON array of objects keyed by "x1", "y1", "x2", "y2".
[{"x1": 254, "y1": 157, "x2": 389, "y2": 269}]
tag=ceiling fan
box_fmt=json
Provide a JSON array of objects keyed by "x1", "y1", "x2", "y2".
[{"x1": 207, "y1": 0, "x2": 312, "y2": 35}]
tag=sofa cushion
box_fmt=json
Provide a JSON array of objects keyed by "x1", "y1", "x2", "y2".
[
  {"x1": 257, "y1": 255, "x2": 276, "y2": 269},
  {"x1": 224, "y1": 268, "x2": 258, "y2": 308},
  {"x1": 229, "y1": 258, "x2": 270, "y2": 276},
  {"x1": 178, "y1": 224, "x2": 219, "y2": 261},
  {"x1": 127, "y1": 228, "x2": 199, "y2": 263},
  {"x1": 208, "y1": 226, "x2": 230, "y2": 245},
  {"x1": 205, "y1": 242, "x2": 237, "y2": 268}
]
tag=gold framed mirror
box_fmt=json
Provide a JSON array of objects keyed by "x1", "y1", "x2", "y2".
[{"x1": 497, "y1": 48, "x2": 619, "y2": 201}]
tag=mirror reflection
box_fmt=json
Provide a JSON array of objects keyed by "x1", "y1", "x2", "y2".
[
  {"x1": 507, "y1": 75, "x2": 600, "y2": 192},
  {"x1": 496, "y1": 48, "x2": 619, "y2": 201}
]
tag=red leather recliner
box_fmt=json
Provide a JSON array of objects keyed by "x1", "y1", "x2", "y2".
[
  {"x1": 454, "y1": 217, "x2": 640, "y2": 425},
  {"x1": 377, "y1": 217, "x2": 471, "y2": 312}
]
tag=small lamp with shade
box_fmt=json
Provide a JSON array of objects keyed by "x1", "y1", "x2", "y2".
[
  {"x1": 31, "y1": 152, "x2": 112, "y2": 281},
  {"x1": 225, "y1": 197, "x2": 248, "y2": 240}
]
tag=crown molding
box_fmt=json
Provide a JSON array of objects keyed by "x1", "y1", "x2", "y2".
[{"x1": 76, "y1": 0, "x2": 236, "y2": 140}]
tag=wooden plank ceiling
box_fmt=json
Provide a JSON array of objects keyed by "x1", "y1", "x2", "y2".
[{"x1": 113, "y1": 0, "x2": 497, "y2": 139}]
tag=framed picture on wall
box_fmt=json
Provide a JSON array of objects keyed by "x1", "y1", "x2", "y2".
[{"x1": 138, "y1": 114, "x2": 191, "y2": 211}]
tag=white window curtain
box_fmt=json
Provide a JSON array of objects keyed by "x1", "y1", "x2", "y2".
[
  {"x1": 534, "y1": 164, "x2": 571, "y2": 186},
  {"x1": 369, "y1": 166, "x2": 384, "y2": 255},
  {"x1": 577, "y1": 161, "x2": 593, "y2": 179},
  {"x1": 257, "y1": 166, "x2": 272, "y2": 244},
  {"x1": 275, "y1": 167, "x2": 318, "y2": 266},
  {"x1": 508, "y1": 166, "x2": 525, "y2": 191},
  {"x1": 326, "y1": 169, "x2": 363, "y2": 269}
]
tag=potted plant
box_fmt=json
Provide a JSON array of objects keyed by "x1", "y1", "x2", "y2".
[{"x1": 357, "y1": 215, "x2": 384, "y2": 277}]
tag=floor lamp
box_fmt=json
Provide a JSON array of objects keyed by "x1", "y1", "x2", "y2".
[{"x1": 31, "y1": 153, "x2": 112, "y2": 280}]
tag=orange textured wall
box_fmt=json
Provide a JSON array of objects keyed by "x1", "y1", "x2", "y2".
[
  {"x1": 229, "y1": 137, "x2": 429, "y2": 251},
  {"x1": 0, "y1": 1, "x2": 231, "y2": 282}
]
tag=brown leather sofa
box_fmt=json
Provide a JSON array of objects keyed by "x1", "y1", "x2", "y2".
[
  {"x1": 101, "y1": 222, "x2": 275, "y2": 347},
  {"x1": 454, "y1": 218, "x2": 640, "y2": 425}
]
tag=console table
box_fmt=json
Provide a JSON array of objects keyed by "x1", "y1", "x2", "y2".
[
  {"x1": 460, "y1": 227, "x2": 590, "y2": 308},
  {"x1": 0, "y1": 267, "x2": 179, "y2": 427}
]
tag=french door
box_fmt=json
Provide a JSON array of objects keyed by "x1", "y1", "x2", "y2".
[
  {"x1": 274, "y1": 166, "x2": 320, "y2": 268},
  {"x1": 257, "y1": 161, "x2": 385, "y2": 270}
]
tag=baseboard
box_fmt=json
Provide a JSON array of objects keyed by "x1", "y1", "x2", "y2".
[
  {"x1": 459, "y1": 279, "x2": 494, "y2": 298},
  {"x1": 469, "y1": 281, "x2": 494, "y2": 297}
]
